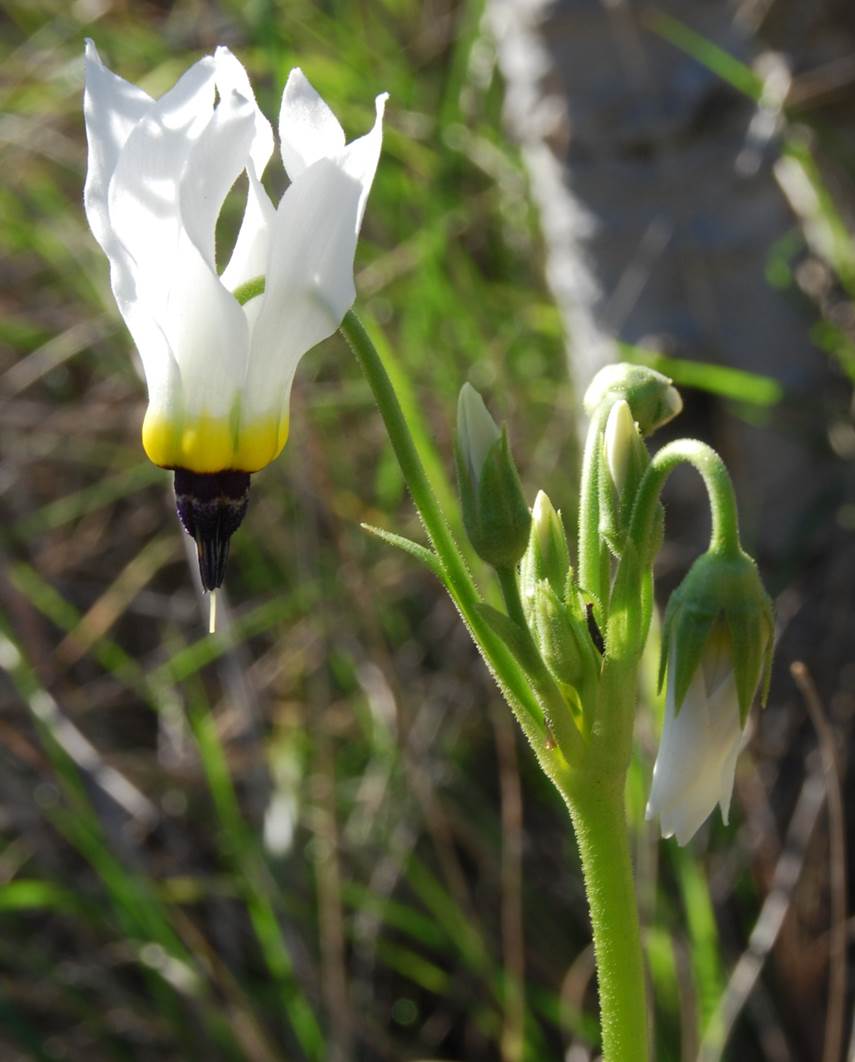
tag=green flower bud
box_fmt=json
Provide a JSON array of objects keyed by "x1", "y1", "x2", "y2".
[
  {"x1": 583, "y1": 363, "x2": 683, "y2": 436},
  {"x1": 520, "y1": 490, "x2": 571, "y2": 622},
  {"x1": 456, "y1": 384, "x2": 531, "y2": 569},
  {"x1": 532, "y1": 580, "x2": 599, "y2": 690},
  {"x1": 659, "y1": 548, "x2": 775, "y2": 723}
]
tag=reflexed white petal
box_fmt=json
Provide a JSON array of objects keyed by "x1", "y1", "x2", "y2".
[
  {"x1": 106, "y1": 55, "x2": 217, "y2": 321},
  {"x1": 212, "y1": 47, "x2": 277, "y2": 294},
  {"x1": 83, "y1": 40, "x2": 154, "y2": 255},
  {"x1": 158, "y1": 88, "x2": 258, "y2": 414},
  {"x1": 646, "y1": 651, "x2": 745, "y2": 845},
  {"x1": 278, "y1": 68, "x2": 345, "y2": 181},
  {"x1": 244, "y1": 157, "x2": 362, "y2": 415},
  {"x1": 214, "y1": 46, "x2": 274, "y2": 176},
  {"x1": 83, "y1": 42, "x2": 177, "y2": 409},
  {"x1": 220, "y1": 163, "x2": 276, "y2": 293},
  {"x1": 337, "y1": 92, "x2": 388, "y2": 230},
  {"x1": 162, "y1": 238, "x2": 249, "y2": 416},
  {"x1": 178, "y1": 88, "x2": 257, "y2": 270}
]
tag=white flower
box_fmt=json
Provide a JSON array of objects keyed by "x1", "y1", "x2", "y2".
[
  {"x1": 646, "y1": 634, "x2": 749, "y2": 845},
  {"x1": 83, "y1": 41, "x2": 386, "y2": 474}
]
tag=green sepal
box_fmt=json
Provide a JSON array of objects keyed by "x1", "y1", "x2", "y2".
[
  {"x1": 456, "y1": 428, "x2": 531, "y2": 569},
  {"x1": 661, "y1": 601, "x2": 717, "y2": 713},
  {"x1": 361, "y1": 523, "x2": 443, "y2": 580},
  {"x1": 532, "y1": 580, "x2": 601, "y2": 690},
  {"x1": 597, "y1": 439, "x2": 623, "y2": 557},
  {"x1": 660, "y1": 548, "x2": 775, "y2": 721}
]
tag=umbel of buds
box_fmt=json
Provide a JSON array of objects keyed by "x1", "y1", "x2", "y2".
[{"x1": 455, "y1": 384, "x2": 531, "y2": 569}]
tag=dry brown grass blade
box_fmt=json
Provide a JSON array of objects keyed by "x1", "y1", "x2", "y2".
[
  {"x1": 697, "y1": 749, "x2": 826, "y2": 1059},
  {"x1": 790, "y1": 661, "x2": 848, "y2": 1062}
]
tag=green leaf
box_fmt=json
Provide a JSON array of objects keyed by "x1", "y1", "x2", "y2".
[{"x1": 361, "y1": 523, "x2": 443, "y2": 578}]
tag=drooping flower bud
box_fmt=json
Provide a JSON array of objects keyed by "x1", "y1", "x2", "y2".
[
  {"x1": 646, "y1": 547, "x2": 774, "y2": 844},
  {"x1": 520, "y1": 491, "x2": 571, "y2": 621},
  {"x1": 455, "y1": 384, "x2": 531, "y2": 569},
  {"x1": 583, "y1": 363, "x2": 683, "y2": 436},
  {"x1": 659, "y1": 548, "x2": 774, "y2": 721}
]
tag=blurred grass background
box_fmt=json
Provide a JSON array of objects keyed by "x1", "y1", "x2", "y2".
[{"x1": 0, "y1": 1, "x2": 851, "y2": 1060}]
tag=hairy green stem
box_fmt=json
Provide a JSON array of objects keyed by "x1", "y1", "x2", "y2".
[
  {"x1": 496, "y1": 565, "x2": 528, "y2": 631},
  {"x1": 577, "y1": 404, "x2": 610, "y2": 601},
  {"x1": 559, "y1": 772, "x2": 649, "y2": 1062},
  {"x1": 629, "y1": 439, "x2": 742, "y2": 558}
]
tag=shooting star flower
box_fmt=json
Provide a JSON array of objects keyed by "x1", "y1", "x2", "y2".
[{"x1": 83, "y1": 42, "x2": 386, "y2": 590}]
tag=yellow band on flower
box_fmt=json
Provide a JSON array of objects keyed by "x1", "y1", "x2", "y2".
[{"x1": 142, "y1": 410, "x2": 289, "y2": 473}]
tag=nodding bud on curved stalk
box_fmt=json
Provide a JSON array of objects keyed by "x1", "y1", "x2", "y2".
[
  {"x1": 455, "y1": 384, "x2": 531, "y2": 569},
  {"x1": 583, "y1": 363, "x2": 683, "y2": 436},
  {"x1": 646, "y1": 547, "x2": 775, "y2": 844}
]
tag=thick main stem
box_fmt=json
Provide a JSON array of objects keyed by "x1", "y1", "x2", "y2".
[{"x1": 561, "y1": 775, "x2": 649, "y2": 1062}]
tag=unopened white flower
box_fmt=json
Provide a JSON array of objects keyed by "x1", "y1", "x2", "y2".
[
  {"x1": 646, "y1": 632, "x2": 748, "y2": 845},
  {"x1": 457, "y1": 383, "x2": 501, "y2": 492},
  {"x1": 603, "y1": 399, "x2": 636, "y2": 495},
  {"x1": 84, "y1": 41, "x2": 386, "y2": 474}
]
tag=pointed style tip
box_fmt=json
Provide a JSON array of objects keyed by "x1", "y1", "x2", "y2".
[{"x1": 174, "y1": 469, "x2": 251, "y2": 591}]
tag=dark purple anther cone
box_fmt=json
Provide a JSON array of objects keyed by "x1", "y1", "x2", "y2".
[{"x1": 173, "y1": 469, "x2": 251, "y2": 591}]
